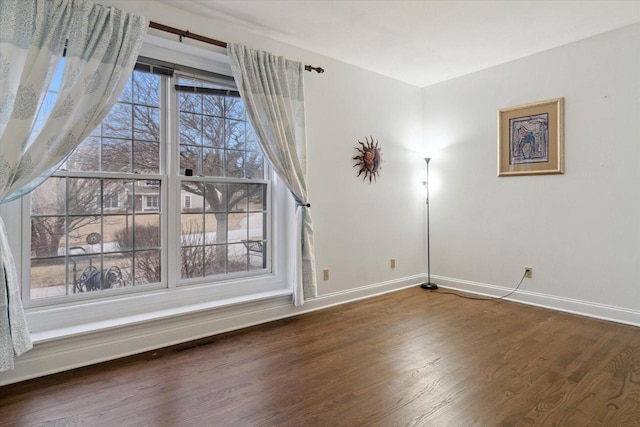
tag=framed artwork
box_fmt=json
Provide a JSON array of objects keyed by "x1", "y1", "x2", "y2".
[{"x1": 498, "y1": 97, "x2": 564, "y2": 176}]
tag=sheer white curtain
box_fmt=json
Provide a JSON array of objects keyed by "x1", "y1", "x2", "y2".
[
  {"x1": 227, "y1": 43, "x2": 317, "y2": 306},
  {"x1": 0, "y1": 0, "x2": 147, "y2": 372}
]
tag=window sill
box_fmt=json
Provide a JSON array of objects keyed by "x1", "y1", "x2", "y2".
[{"x1": 30, "y1": 288, "x2": 292, "y2": 344}]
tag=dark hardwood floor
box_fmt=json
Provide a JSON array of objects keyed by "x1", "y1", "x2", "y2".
[{"x1": 2, "y1": 287, "x2": 640, "y2": 426}]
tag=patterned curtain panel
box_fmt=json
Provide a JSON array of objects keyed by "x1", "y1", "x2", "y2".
[
  {"x1": 227, "y1": 43, "x2": 317, "y2": 307},
  {"x1": 0, "y1": 0, "x2": 148, "y2": 372}
]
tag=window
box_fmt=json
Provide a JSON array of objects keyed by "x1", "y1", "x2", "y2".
[
  {"x1": 177, "y1": 76, "x2": 267, "y2": 280},
  {"x1": 26, "y1": 63, "x2": 270, "y2": 305}
]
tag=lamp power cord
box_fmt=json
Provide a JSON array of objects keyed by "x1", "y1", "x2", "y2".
[{"x1": 430, "y1": 271, "x2": 528, "y2": 301}]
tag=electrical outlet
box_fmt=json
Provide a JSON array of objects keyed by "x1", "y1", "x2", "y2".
[
  {"x1": 524, "y1": 266, "x2": 533, "y2": 278},
  {"x1": 323, "y1": 269, "x2": 329, "y2": 280},
  {"x1": 390, "y1": 258, "x2": 396, "y2": 268}
]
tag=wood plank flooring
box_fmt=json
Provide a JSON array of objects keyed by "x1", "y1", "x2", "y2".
[{"x1": 2, "y1": 287, "x2": 640, "y2": 426}]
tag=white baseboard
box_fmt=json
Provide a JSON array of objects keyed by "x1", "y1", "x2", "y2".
[
  {"x1": 433, "y1": 275, "x2": 640, "y2": 327},
  {"x1": 0, "y1": 275, "x2": 423, "y2": 386}
]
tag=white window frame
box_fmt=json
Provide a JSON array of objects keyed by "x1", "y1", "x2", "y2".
[{"x1": 6, "y1": 35, "x2": 293, "y2": 338}]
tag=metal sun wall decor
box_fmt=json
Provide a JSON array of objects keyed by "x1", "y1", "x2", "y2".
[{"x1": 353, "y1": 136, "x2": 382, "y2": 183}]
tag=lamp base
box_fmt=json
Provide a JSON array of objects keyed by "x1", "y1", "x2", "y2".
[{"x1": 420, "y1": 282, "x2": 438, "y2": 290}]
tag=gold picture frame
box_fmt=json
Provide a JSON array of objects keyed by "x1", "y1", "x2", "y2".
[{"x1": 498, "y1": 97, "x2": 564, "y2": 176}]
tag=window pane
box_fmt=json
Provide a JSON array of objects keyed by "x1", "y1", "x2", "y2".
[
  {"x1": 202, "y1": 116, "x2": 224, "y2": 147},
  {"x1": 249, "y1": 243, "x2": 266, "y2": 271},
  {"x1": 103, "y1": 179, "x2": 127, "y2": 212},
  {"x1": 134, "y1": 250, "x2": 160, "y2": 285},
  {"x1": 228, "y1": 213, "x2": 248, "y2": 243},
  {"x1": 30, "y1": 257, "x2": 66, "y2": 299},
  {"x1": 181, "y1": 214, "x2": 204, "y2": 246},
  {"x1": 114, "y1": 252, "x2": 134, "y2": 287},
  {"x1": 103, "y1": 103, "x2": 133, "y2": 139},
  {"x1": 248, "y1": 184, "x2": 266, "y2": 212},
  {"x1": 205, "y1": 213, "x2": 223, "y2": 244},
  {"x1": 248, "y1": 213, "x2": 266, "y2": 241},
  {"x1": 66, "y1": 137, "x2": 100, "y2": 172},
  {"x1": 202, "y1": 95, "x2": 223, "y2": 118},
  {"x1": 180, "y1": 113, "x2": 202, "y2": 146},
  {"x1": 203, "y1": 148, "x2": 223, "y2": 177},
  {"x1": 226, "y1": 97, "x2": 245, "y2": 120},
  {"x1": 246, "y1": 151, "x2": 264, "y2": 179},
  {"x1": 133, "y1": 141, "x2": 160, "y2": 174},
  {"x1": 68, "y1": 216, "x2": 101, "y2": 254},
  {"x1": 102, "y1": 215, "x2": 127, "y2": 252},
  {"x1": 133, "y1": 106, "x2": 160, "y2": 141},
  {"x1": 204, "y1": 183, "x2": 226, "y2": 213},
  {"x1": 109, "y1": 215, "x2": 134, "y2": 251},
  {"x1": 180, "y1": 145, "x2": 202, "y2": 176},
  {"x1": 68, "y1": 178, "x2": 100, "y2": 215},
  {"x1": 134, "y1": 180, "x2": 160, "y2": 213},
  {"x1": 225, "y1": 119, "x2": 245, "y2": 150},
  {"x1": 179, "y1": 92, "x2": 202, "y2": 114},
  {"x1": 225, "y1": 150, "x2": 245, "y2": 178},
  {"x1": 134, "y1": 215, "x2": 161, "y2": 250},
  {"x1": 71, "y1": 254, "x2": 102, "y2": 293},
  {"x1": 181, "y1": 182, "x2": 204, "y2": 213},
  {"x1": 228, "y1": 243, "x2": 247, "y2": 273},
  {"x1": 102, "y1": 139, "x2": 132, "y2": 173},
  {"x1": 181, "y1": 246, "x2": 203, "y2": 279},
  {"x1": 228, "y1": 184, "x2": 248, "y2": 212},
  {"x1": 31, "y1": 216, "x2": 65, "y2": 258},
  {"x1": 31, "y1": 177, "x2": 65, "y2": 215},
  {"x1": 102, "y1": 253, "x2": 128, "y2": 289},
  {"x1": 133, "y1": 73, "x2": 160, "y2": 107},
  {"x1": 204, "y1": 245, "x2": 225, "y2": 276}
]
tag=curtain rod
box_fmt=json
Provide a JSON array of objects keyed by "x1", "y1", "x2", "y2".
[{"x1": 148, "y1": 21, "x2": 325, "y2": 74}]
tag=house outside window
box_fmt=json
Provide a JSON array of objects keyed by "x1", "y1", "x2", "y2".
[{"x1": 184, "y1": 195, "x2": 191, "y2": 209}]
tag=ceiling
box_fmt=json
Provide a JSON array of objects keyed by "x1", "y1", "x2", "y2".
[{"x1": 157, "y1": 0, "x2": 640, "y2": 87}]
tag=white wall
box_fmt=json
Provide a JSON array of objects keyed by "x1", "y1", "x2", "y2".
[
  {"x1": 423, "y1": 24, "x2": 640, "y2": 322},
  {"x1": 1, "y1": 1, "x2": 425, "y2": 385}
]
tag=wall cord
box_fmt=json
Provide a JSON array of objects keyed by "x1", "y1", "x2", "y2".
[{"x1": 434, "y1": 271, "x2": 528, "y2": 301}]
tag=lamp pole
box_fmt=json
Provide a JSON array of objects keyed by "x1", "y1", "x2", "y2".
[{"x1": 421, "y1": 157, "x2": 438, "y2": 290}]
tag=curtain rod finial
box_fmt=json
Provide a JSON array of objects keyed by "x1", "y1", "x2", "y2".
[{"x1": 304, "y1": 65, "x2": 324, "y2": 74}]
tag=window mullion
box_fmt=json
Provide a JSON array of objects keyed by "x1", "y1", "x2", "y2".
[
  {"x1": 165, "y1": 72, "x2": 179, "y2": 289},
  {"x1": 64, "y1": 177, "x2": 70, "y2": 297},
  {"x1": 19, "y1": 197, "x2": 31, "y2": 306}
]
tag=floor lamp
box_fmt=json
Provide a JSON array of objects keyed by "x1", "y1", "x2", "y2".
[{"x1": 420, "y1": 157, "x2": 438, "y2": 290}]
